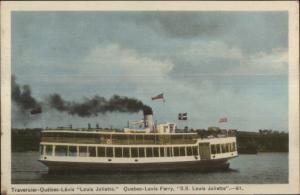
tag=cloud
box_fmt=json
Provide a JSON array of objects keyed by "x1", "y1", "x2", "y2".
[
  {"x1": 144, "y1": 12, "x2": 232, "y2": 39},
  {"x1": 133, "y1": 12, "x2": 287, "y2": 55},
  {"x1": 182, "y1": 41, "x2": 243, "y2": 60},
  {"x1": 11, "y1": 12, "x2": 288, "y2": 131},
  {"x1": 171, "y1": 40, "x2": 287, "y2": 77},
  {"x1": 80, "y1": 43, "x2": 173, "y2": 86},
  {"x1": 78, "y1": 43, "x2": 287, "y2": 131},
  {"x1": 234, "y1": 48, "x2": 288, "y2": 75}
]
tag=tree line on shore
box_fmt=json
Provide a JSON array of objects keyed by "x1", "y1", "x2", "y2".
[{"x1": 11, "y1": 128, "x2": 288, "y2": 154}]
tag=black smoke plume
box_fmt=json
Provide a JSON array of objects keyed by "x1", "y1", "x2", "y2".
[
  {"x1": 143, "y1": 105, "x2": 153, "y2": 115},
  {"x1": 47, "y1": 94, "x2": 150, "y2": 117},
  {"x1": 12, "y1": 75, "x2": 151, "y2": 118},
  {"x1": 11, "y1": 75, "x2": 41, "y2": 112}
]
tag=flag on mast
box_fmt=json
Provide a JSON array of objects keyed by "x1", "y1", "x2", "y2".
[
  {"x1": 178, "y1": 113, "x2": 188, "y2": 120},
  {"x1": 151, "y1": 93, "x2": 165, "y2": 102},
  {"x1": 219, "y1": 117, "x2": 228, "y2": 123}
]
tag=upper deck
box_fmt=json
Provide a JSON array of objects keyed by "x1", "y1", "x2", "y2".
[{"x1": 41, "y1": 129, "x2": 199, "y2": 145}]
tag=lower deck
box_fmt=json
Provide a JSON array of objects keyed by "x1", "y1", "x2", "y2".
[{"x1": 39, "y1": 137, "x2": 238, "y2": 169}]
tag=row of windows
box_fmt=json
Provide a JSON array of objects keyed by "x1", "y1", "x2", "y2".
[
  {"x1": 210, "y1": 142, "x2": 236, "y2": 154},
  {"x1": 40, "y1": 145, "x2": 199, "y2": 158}
]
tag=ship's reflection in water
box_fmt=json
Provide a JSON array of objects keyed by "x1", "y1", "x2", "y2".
[{"x1": 12, "y1": 152, "x2": 287, "y2": 184}]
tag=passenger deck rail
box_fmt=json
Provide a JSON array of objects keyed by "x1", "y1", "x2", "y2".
[{"x1": 41, "y1": 132, "x2": 198, "y2": 145}]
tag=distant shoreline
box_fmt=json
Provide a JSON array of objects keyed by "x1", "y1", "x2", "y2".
[{"x1": 11, "y1": 128, "x2": 288, "y2": 154}]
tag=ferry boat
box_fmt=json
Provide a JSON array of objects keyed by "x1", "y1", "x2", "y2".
[{"x1": 39, "y1": 107, "x2": 238, "y2": 172}]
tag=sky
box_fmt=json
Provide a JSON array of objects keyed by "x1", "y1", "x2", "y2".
[{"x1": 11, "y1": 11, "x2": 288, "y2": 131}]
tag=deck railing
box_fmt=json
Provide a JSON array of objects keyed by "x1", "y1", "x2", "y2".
[{"x1": 41, "y1": 136, "x2": 197, "y2": 145}]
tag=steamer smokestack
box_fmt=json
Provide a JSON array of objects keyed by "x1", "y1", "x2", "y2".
[{"x1": 143, "y1": 106, "x2": 155, "y2": 132}]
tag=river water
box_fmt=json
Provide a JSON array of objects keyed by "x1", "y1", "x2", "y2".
[{"x1": 12, "y1": 152, "x2": 288, "y2": 184}]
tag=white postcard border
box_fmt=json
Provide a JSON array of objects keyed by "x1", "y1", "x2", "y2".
[{"x1": 1, "y1": 1, "x2": 299, "y2": 194}]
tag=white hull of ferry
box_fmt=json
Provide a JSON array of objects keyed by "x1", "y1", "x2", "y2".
[
  {"x1": 40, "y1": 158, "x2": 233, "y2": 173},
  {"x1": 39, "y1": 137, "x2": 238, "y2": 173}
]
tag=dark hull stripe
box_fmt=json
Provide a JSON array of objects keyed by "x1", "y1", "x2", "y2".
[{"x1": 40, "y1": 159, "x2": 230, "y2": 173}]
